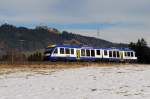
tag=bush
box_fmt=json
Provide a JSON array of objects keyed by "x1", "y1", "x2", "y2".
[{"x1": 28, "y1": 51, "x2": 43, "y2": 61}]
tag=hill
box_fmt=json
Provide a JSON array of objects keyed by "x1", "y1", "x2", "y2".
[{"x1": 0, "y1": 24, "x2": 127, "y2": 53}]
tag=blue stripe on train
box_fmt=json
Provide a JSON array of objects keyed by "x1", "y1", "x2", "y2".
[
  {"x1": 102, "y1": 58, "x2": 120, "y2": 61},
  {"x1": 80, "y1": 57, "x2": 102, "y2": 61},
  {"x1": 49, "y1": 56, "x2": 77, "y2": 61},
  {"x1": 49, "y1": 56, "x2": 121, "y2": 61}
]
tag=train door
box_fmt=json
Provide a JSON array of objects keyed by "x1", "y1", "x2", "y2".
[
  {"x1": 76, "y1": 49, "x2": 80, "y2": 60},
  {"x1": 120, "y1": 51, "x2": 124, "y2": 61}
]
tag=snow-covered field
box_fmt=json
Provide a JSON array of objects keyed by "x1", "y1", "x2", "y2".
[{"x1": 0, "y1": 64, "x2": 150, "y2": 99}]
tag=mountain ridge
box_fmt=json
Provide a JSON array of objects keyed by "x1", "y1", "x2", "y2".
[{"x1": 0, "y1": 24, "x2": 128, "y2": 54}]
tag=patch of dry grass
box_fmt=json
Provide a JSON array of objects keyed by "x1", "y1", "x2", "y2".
[
  {"x1": 0, "y1": 62, "x2": 140, "y2": 76},
  {"x1": 0, "y1": 61, "x2": 131, "y2": 70}
]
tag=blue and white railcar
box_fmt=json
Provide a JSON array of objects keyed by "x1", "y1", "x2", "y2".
[
  {"x1": 102, "y1": 48, "x2": 121, "y2": 62},
  {"x1": 79, "y1": 47, "x2": 103, "y2": 61}
]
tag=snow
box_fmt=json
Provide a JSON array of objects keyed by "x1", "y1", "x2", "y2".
[{"x1": 0, "y1": 64, "x2": 150, "y2": 99}]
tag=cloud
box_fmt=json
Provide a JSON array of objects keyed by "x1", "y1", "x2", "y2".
[
  {"x1": 0, "y1": 0, "x2": 150, "y2": 45},
  {"x1": 67, "y1": 27, "x2": 150, "y2": 46},
  {"x1": 0, "y1": 0, "x2": 150, "y2": 23}
]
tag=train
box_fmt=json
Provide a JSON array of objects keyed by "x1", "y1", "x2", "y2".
[{"x1": 44, "y1": 45, "x2": 137, "y2": 62}]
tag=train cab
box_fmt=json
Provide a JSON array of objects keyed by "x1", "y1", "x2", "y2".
[
  {"x1": 43, "y1": 45, "x2": 56, "y2": 61},
  {"x1": 121, "y1": 49, "x2": 137, "y2": 62},
  {"x1": 44, "y1": 45, "x2": 80, "y2": 61}
]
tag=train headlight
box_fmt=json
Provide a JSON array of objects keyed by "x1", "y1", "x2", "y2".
[{"x1": 45, "y1": 53, "x2": 50, "y2": 56}]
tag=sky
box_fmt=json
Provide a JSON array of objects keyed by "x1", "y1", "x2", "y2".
[{"x1": 0, "y1": 0, "x2": 150, "y2": 45}]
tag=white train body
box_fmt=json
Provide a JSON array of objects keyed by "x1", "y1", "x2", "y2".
[{"x1": 44, "y1": 45, "x2": 137, "y2": 62}]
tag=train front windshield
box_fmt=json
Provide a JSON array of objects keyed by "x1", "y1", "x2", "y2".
[{"x1": 44, "y1": 47, "x2": 55, "y2": 56}]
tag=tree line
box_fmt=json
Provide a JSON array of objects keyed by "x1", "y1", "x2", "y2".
[
  {"x1": 0, "y1": 38, "x2": 150, "y2": 64},
  {"x1": 129, "y1": 38, "x2": 150, "y2": 64},
  {"x1": 0, "y1": 23, "x2": 127, "y2": 52},
  {"x1": 0, "y1": 50, "x2": 43, "y2": 64}
]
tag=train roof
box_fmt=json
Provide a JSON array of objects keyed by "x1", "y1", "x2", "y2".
[
  {"x1": 46, "y1": 45, "x2": 135, "y2": 51},
  {"x1": 103, "y1": 48, "x2": 135, "y2": 51},
  {"x1": 47, "y1": 44, "x2": 81, "y2": 48}
]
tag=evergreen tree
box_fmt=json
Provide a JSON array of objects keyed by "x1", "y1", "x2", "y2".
[{"x1": 129, "y1": 38, "x2": 150, "y2": 63}]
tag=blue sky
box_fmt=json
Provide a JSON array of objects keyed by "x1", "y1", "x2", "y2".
[{"x1": 0, "y1": 0, "x2": 150, "y2": 45}]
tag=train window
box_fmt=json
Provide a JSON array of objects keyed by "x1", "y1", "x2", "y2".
[
  {"x1": 66, "y1": 48, "x2": 70, "y2": 54},
  {"x1": 91, "y1": 50, "x2": 95, "y2": 57},
  {"x1": 60, "y1": 48, "x2": 65, "y2": 54},
  {"x1": 131, "y1": 52, "x2": 134, "y2": 57},
  {"x1": 81, "y1": 49, "x2": 85, "y2": 56},
  {"x1": 54, "y1": 48, "x2": 58, "y2": 54},
  {"x1": 71, "y1": 49, "x2": 74, "y2": 54},
  {"x1": 127, "y1": 52, "x2": 130, "y2": 57},
  {"x1": 117, "y1": 51, "x2": 120, "y2": 57},
  {"x1": 44, "y1": 51, "x2": 51, "y2": 54},
  {"x1": 45, "y1": 47, "x2": 55, "y2": 55},
  {"x1": 86, "y1": 49, "x2": 90, "y2": 56},
  {"x1": 113, "y1": 51, "x2": 116, "y2": 57},
  {"x1": 104, "y1": 50, "x2": 107, "y2": 56},
  {"x1": 109, "y1": 51, "x2": 112, "y2": 57},
  {"x1": 96, "y1": 50, "x2": 101, "y2": 55}
]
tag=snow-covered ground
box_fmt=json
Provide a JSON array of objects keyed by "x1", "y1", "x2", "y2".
[{"x1": 0, "y1": 64, "x2": 150, "y2": 99}]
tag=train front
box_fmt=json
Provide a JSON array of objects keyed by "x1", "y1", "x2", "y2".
[{"x1": 43, "y1": 45, "x2": 56, "y2": 61}]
